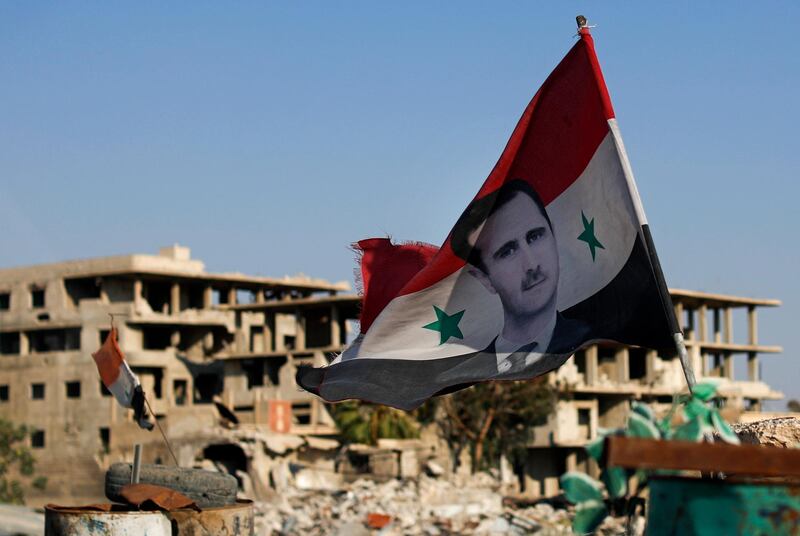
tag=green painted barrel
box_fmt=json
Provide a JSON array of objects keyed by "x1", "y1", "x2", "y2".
[{"x1": 647, "y1": 476, "x2": 800, "y2": 535}]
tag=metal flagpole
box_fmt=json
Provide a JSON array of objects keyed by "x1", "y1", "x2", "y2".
[{"x1": 576, "y1": 14, "x2": 696, "y2": 393}]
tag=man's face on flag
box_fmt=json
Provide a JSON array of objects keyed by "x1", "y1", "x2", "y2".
[{"x1": 469, "y1": 192, "x2": 559, "y2": 320}]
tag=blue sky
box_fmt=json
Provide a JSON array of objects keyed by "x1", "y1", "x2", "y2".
[{"x1": 1, "y1": 3, "x2": 797, "y2": 407}]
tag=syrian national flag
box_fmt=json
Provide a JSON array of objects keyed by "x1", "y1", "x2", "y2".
[
  {"x1": 93, "y1": 326, "x2": 154, "y2": 430},
  {"x1": 297, "y1": 28, "x2": 678, "y2": 411}
]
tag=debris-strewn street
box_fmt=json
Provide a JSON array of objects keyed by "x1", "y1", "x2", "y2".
[{"x1": 252, "y1": 472, "x2": 636, "y2": 535}]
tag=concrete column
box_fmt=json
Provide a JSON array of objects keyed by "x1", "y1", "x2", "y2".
[
  {"x1": 674, "y1": 302, "x2": 684, "y2": 334},
  {"x1": 19, "y1": 332, "x2": 29, "y2": 356},
  {"x1": 723, "y1": 352, "x2": 734, "y2": 379},
  {"x1": 615, "y1": 347, "x2": 630, "y2": 383},
  {"x1": 565, "y1": 451, "x2": 578, "y2": 473},
  {"x1": 748, "y1": 306, "x2": 758, "y2": 345},
  {"x1": 203, "y1": 286, "x2": 212, "y2": 309},
  {"x1": 698, "y1": 304, "x2": 708, "y2": 342},
  {"x1": 133, "y1": 279, "x2": 143, "y2": 309},
  {"x1": 748, "y1": 352, "x2": 759, "y2": 382},
  {"x1": 585, "y1": 345, "x2": 598, "y2": 385},
  {"x1": 255, "y1": 290, "x2": 265, "y2": 304},
  {"x1": 254, "y1": 389, "x2": 262, "y2": 424},
  {"x1": 170, "y1": 330, "x2": 180, "y2": 348},
  {"x1": 99, "y1": 278, "x2": 109, "y2": 303},
  {"x1": 227, "y1": 288, "x2": 237, "y2": 306},
  {"x1": 645, "y1": 350, "x2": 658, "y2": 383},
  {"x1": 170, "y1": 283, "x2": 180, "y2": 314},
  {"x1": 724, "y1": 308, "x2": 733, "y2": 344},
  {"x1": 692, "y1": 345, "x2": 703, "y2": 382},
  {"x1": 330, "y1": 306, "x2": 341, "y2": 347},
  {"x1": 295, "y1": 310, "x2": 306, "y2": 351}
]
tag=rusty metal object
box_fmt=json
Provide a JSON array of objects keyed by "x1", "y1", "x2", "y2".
[
  {"x1": 605, "y1": 436, "x2": 800, "y2": 478},
  {"x1": 45, "y1": 500, "x2": 254, "y2": 536},
  {"x1": 45, "y1": 505, "x2": 171, "y2": 535},
  {"x1": 120, "y1": 483, "x2": 199, "y2": 511},
  {"x1": 169, "y1": 500, "x2": 255, "y2": 535}
]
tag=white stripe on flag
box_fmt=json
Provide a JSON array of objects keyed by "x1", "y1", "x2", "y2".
[{"x1": 108, "y1": 361, "x2": 139, "y2": 408}]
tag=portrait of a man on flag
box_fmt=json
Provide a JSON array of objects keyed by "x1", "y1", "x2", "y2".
[{"x1": 450, "y1": 178, "x2": 590, "y2": 377}]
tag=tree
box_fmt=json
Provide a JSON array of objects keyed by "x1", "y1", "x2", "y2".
[
  {"x1": 0, "y1": 419, "x2": 47, "y2": 504},
  {"x1": 788, "y1": 399, "x2": 800, "y2": 412},
  {"x1": 330, "y1": 401, "x2": 420, "y2": 445},
  {"x1": 428, "y1": 378, "x2": 556, "y2": 471}
]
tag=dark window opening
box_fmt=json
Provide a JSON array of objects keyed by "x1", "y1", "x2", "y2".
[
  {"x1": 131, "y1": 367, "x2": 163, "y2": 399},
  {"x1": 99, "y1": 427, "x2": 110, "y2": 454},
  {"x1": 242, "y1": 360, "x2": 265, "y2": 389},
  {"x1": 173, "y1": 379, "x2": 188, "y2": 406},
  {"x1": 578, "y1": 408, "x2": 591, "y2": 426},
  {"x1": 181, "y1": 285, "x2": 205, "y2": 311},
  {"x1": 305, "y1": 308, "x2": 332, "y2": 348},
  {"x1": 0, "y1": 385, "x2": 8, "y2": 401},
  {"x1": 0, "y1": 293, "x2": 9, "y2": 310},
  {"x1": 283, "y1": 335, "x2": 296, "y2": 350},
  {"x1": 66, "y1": 381, "x2": 81, "y2": 399},
  {"x1": 598, "y1": 346, "x2": 617, "y2": 380},
  {"x1": 64, "y1": 277, "x2": 101, "y2": 307},
  {"x1": 31, "y1": 383, "x2": 45, "y2": 400},
  {"x1": 292, "y1": 402, "x2": 312, "y2": 425},
  {"x1": 629, "y1": 348, "x2": 647, "y2": 380},
  {"x1": 573, "y1": 350, "x2": 587, "y2": 376},
  {"x1": 143, "y1": 281, "x2": 171, "y2": 314},
  {"x1": 249, "y1": 326, "x2": 264, "y2": 353},
  {"x1": 143, "y1": 327, "x2": 173, "y2": 350},
  {"x1": 194, "y1": 373, "x2": 223, "y2": 404},
  {"x1": 28, "y1": 328, "x2": 80, "y2": 352},
  {"x1": 31, "y1": 287, "x2": 45, "y2": 308},
  {"x1": 265, "y1": 356, "x2": 288, "y2": 386},
  {"x1": 31, "y1": 430, "x2": 45, "y2": 448},
  {"x1": 99, "y1": 330, "x2": 110, "y2": 346},
  {"x1": 0, "y1": 332, "x2": 20, "y2": 355},
  {"x1": 36, "y1": 313, "x2": 50, "y2": 321},
  {"x1": 100, "y1": 381, "x2": 111, "y2": 397}
]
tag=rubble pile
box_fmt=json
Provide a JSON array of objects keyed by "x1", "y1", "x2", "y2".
[
  {"x1": 732, "y1": 417, "x2": 800, "y2": 448},
  {"x1": 251, "y1": 472, "x2": 629, "y2": 535}
]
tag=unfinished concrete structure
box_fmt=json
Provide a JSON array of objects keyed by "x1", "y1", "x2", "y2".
[
  {"x1": 0, "y1": 246, "x2": 359, "y2": 502},
  {"x1": 522, "y1": 289, "x2": 783, "y2": 497}
]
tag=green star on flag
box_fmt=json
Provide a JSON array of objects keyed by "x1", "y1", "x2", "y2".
[
  {"x1": 577, "y1": 211, "x2": 605, "y2": 261},
  {"x1": 423, "y1": 306, "x2": 465, "y2": 345}
]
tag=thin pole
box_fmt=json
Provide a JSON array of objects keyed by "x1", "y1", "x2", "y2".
[
  {"x1": 641, "y1": 225, "x2": 697, "y2": 392},
  {"x1": 144, "y1": 396, "x2": 180, "y2": 467},
  {"x1": 132, "y1": 444, "x2": 142, "y2": 484}
]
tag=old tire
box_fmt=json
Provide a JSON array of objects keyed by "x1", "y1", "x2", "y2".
[{"x1": 105, "y1": 463, "x2": 238, "y2": 508}]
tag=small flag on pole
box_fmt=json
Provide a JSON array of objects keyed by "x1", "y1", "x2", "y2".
[
  {"x1": 93, "y1": 326, "x2": 154, "y2": 430},
  {"x1": 297, "y1": 25, "x2": 681, "y2": 410}
]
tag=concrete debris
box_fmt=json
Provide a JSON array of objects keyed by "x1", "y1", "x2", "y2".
[
  {"x1": 732, "y1": 417, "x2": 800, "y2": 448},
  {"x1": 250, "y1": 472, "x2": 632, "y2": 535}
]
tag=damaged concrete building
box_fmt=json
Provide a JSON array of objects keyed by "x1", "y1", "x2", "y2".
[
  {"x1": 0, "y1": 246, "x2": 785, "y2": 505},
  {"x1": 0, "y1": 245, "x2": 360, "y2": 503}
]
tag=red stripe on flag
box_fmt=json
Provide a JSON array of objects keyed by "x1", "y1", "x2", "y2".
[
  {"x1": 92, "y1": 327, "x2": 124, "y2": 386},
  {"x1": 396, "y1": 33, "x2": 615, "y2": 297}
]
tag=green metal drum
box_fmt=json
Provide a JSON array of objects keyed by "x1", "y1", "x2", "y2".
[{"x1": 647, "y1": 476, "x2": 800, "y2": 535}]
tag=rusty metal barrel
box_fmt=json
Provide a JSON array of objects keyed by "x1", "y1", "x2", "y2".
[{"x1": 45, "y1": 500, "x2": 254, "y2": 535}]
